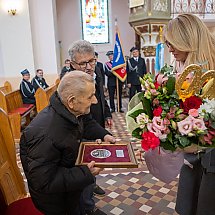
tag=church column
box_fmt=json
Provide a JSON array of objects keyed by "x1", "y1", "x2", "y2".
[{"x1": 28, "y1": 0, "x2": 60, "y2": 83}]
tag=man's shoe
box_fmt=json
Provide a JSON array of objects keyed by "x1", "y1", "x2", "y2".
[
  {"x1": 93, "y1": 185, "x2": 106, "y2": 196},
  {"x1": 119, "y1": 109, "x2": 124, "y2": 113},
  {"x1": 110, "y1": 109, "x2": 115, "y2": 113},
  {"x1": 86, "y1": 207, "x2": 107, "y2": 215}
]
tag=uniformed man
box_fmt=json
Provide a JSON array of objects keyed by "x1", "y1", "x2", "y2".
[
  {"x1": 31, "y1": 69, "x2": 49, "y2": 91},
  {"x1": 20, "y1": 69, "x2": 35, "y2": 104},
  {"x1": 126, "y1": 47, "x2": 147, "y2": 100}
]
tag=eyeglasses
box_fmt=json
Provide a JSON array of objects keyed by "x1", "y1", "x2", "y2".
[
  {"x1": 72, "y1": 58, "x2": 96, "y2": 69},
  {"x1": 165, "y1": 40, "x2": 175, "y2": 50}
]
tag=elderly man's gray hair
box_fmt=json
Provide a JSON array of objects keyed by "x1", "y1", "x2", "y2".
[
  {"x1": 68, "y1": 40, "x2": 95, "y2": 61},
  {"x1": 57, "y1": 70, "x2": 94, "y2": 103}
]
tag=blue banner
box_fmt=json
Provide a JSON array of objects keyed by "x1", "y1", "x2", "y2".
[{"x1": 112, "y1": 31, "x2": 127, "y2": 82}]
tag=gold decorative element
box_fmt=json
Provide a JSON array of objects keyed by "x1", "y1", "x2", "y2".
[
  {"x1": 142, "y1": 46, "x2": 156, "y2": 57},
  {"x1": 175, "y1": 64, "x2": 215, "y2": 99}
]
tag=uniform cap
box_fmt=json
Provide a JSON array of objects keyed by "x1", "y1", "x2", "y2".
[
  {"x1": 130, "y1": 47, "x2": 139, "y2": 52},
  {"x1": 21, "y1": 69, "x2": 30, "y2": 75},
  {"x1": 106, "y1": 51, "x2": 113, "y2": 56}
]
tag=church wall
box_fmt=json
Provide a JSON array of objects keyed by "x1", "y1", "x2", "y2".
[
  {"x1": 0, "y1": 0, "x2": 35, "y2": 88},
  {"x1": 56, "y1": 0, "x2": 135, "y2": 65}
]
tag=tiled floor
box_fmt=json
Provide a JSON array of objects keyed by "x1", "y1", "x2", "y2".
[{"x1": 16, "y1": 98, "x2": 179, "y2": 215}]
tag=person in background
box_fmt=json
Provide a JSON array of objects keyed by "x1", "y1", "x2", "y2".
[
  {"x1": 126, "y1": 47, "x2": 147, "y2": 100},
  {"x1": 20, "y1": 69, "x2": 35, "y2": 104},
  {"x1": 60, "y1": 59, "x2": 72, "y2": 79},
  {"x1": 31, "y1": 69, "x2": 49, "y2": 91},
  {"x1": 20, "y1": 71, "x2": 115, "y2": 215},
  {"x1": 95, "y1": 52, "x2": 105, "y2": 86},
  {"x1": 104, "y1": 51, "x2": 124, "y2": 113},
  {"x1": 164, "y1": 13, "x2": 215, "y2": 215},
  {"x1": 69, "y1": 40, "x2": 114, "y2": 215}
]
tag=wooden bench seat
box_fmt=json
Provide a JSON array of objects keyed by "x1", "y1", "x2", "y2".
[
  {"x1": 35, "y1": 83, "x2": 58, "y2": 112},
  {"x1": 0, "y1": 90, "x2": 35, "y2": 140}
]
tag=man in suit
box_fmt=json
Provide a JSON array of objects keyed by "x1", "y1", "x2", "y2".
[
  {"x1": 126, "y1": 47, "x2": 147, "y2": 100},
  {"x1": 20, "y1": 69, "x2": 36, "y2": 104},
  {"x1": 31, "y1": 69, "x2": 49, "y2": 91},
  {"x1": 95, "y1": 52, "x2": 105, "y2": 87},
  {"x1": 104, "y1": 51, "x2": 124, "y2": 113},
  {"x1": 60, "y1": 59, "x2": 72, "y2": 79},
  {"x1": 69, "y1": 40, "x2": 114, "y2": 215}
]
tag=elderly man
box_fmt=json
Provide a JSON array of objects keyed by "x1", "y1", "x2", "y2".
[
  {"x1": 20, "y1": 71, "x2": 114, "y2": 215},
  {"x1": 69, "y1": 40, "x2": 113, "y2": 215}
]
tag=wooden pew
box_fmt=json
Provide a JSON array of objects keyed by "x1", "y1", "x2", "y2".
[
  {"x1": 0, "y1": 81, "x2": 12, "y2": 94},
  {"x1": 0, "y1": 108, "x2": 42, "y2": 215},
  {"x1": 0, "y1": 90, "x2": 35, "y2": 140},
  {"x1": 35, "y1": 83, "x2": 58, "y2": 112},
  {"x1": 0, "y1": 108, "x2": 27, "y2": 205}
]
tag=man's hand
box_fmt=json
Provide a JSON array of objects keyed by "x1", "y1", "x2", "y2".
[
  {"x1": 87, "y1": 161, "x2": 103, "y2": 176},
  {"x1": 127, "y1": 83, "x2": 131, "y2": 88},
  {"x1": 105, "y1": 118, "x2": 113, "y2": 129},
  {"x1": 104, "y1": 134, "x2": 116, "y2": 144}
]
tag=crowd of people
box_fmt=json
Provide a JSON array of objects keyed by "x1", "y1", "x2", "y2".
[{"x1": 19, "y1": 13, "x2": 215, "y2": 215}]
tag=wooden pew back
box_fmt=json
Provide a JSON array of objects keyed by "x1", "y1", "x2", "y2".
[
  {"x1": 5, "y1": 90, "x2": 23, "y2": 114},
  {"x1": 35, "y1": 84, "x2": 58, "y2": 112},
  {"x1": 0, "y1": 81, "x2": 12, "y2": 94},
  {"x1": 0, "y1": 109, "x2": 26, "y2": 205}
]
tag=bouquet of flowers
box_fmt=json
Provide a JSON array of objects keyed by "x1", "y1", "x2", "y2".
[{"x1": 126, "y1": 64, "x2": 215, "y2": 182}]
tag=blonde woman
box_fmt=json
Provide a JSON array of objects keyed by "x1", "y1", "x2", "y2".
[{"x1": 164, "y1": 14, "x2": 215, "y2": 215}]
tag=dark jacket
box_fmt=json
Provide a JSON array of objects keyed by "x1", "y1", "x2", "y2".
[
  {"x1": 126, "y1": 57, "x2": 147, "y2": 85},
  {"x1": 31, "y1": 76, "x2": 49, "y2": 91},
  {"x1": 96, "y1": 61, "x2": 105, "y2": 86},
  {"x1": 60, "y1": 66, "x2": 72, "y2": 79},
  {"x1": 19, "y1": 79, "x2": 36, "y2": 104},
  {"x1": 90, "y1": 67, "x2": 111, "y2": 127},
  {"x1": 104, "y1": 61, "x2": 123, "y2": 87},
  {"x1": 20, "y1": 92, "x2": 109, "y2": 214}
]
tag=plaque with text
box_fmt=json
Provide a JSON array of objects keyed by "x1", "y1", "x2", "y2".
[{"x1": 76, "y1": 141, "x2": 138, "y2": 168}]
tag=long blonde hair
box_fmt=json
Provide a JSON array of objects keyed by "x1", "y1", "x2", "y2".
[{"x1": 163, "y1": 13, "x2": 215, "y2": 71}]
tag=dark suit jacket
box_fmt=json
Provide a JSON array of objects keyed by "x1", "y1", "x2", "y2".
[
  {"x1": 90, "y1": 66, "x2": 111, "y2": 127},
  {"x1": 32, "y1": 76, "x2": 49, "y2": 91},
  {"x1": 104, "y1": 61, "x2": 123, "y2": 87},
  {"x1": 60, "y1": 66, "x2": 72, "y2": 79},
  {"x1": 126, "y1": 57, "x2": 147, "y2": 85},
  {"x1": 96, "y1": 61, "x2": 105, "y2": 86}
]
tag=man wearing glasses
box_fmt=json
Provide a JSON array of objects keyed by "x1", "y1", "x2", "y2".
[{"x1": 68, "y1": 40, "x2": 113, "y2": 215}]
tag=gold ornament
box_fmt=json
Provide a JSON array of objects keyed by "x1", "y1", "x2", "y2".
[{"x1": 175, "y1": 64, "x2": 215, "y2": 99}]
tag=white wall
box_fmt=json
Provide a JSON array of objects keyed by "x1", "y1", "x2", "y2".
[
  {"x1": 56, "y1": 0, "x2": 135, "y2": 64},
  {"x1": 0, "y1": 0, "x2": 34, "y2": 79}
]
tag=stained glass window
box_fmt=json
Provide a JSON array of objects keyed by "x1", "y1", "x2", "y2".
[{"x1": 81, "y1": 0, "x2": 109, "y2": 44}]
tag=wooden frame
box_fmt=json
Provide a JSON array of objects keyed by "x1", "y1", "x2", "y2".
[{"x1": 76, "y1": 141, "x2": 138, "y2": 168}]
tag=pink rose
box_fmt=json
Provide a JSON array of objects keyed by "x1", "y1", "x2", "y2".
[{"x1": 188, "y1": 109, "x2": 199, "y2": 117}]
